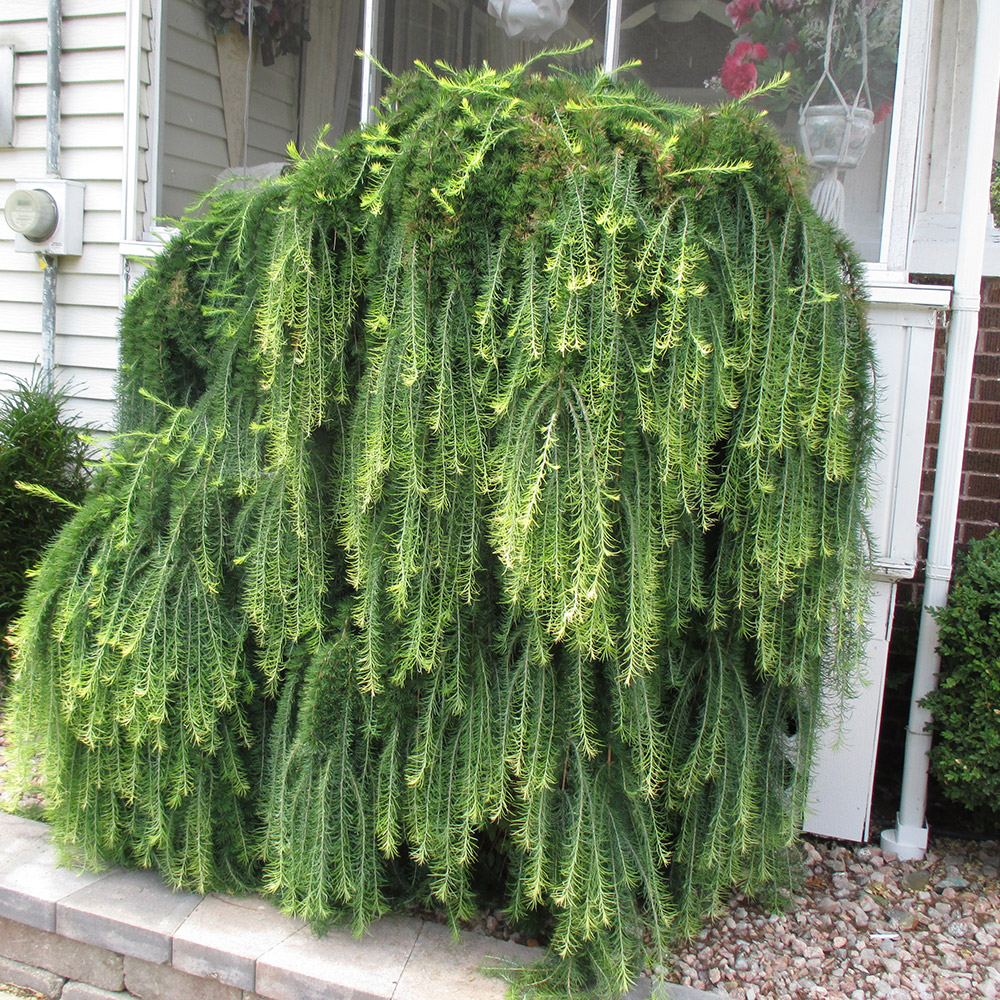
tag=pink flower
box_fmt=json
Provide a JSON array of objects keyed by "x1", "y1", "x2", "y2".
[
  {"x1": 873, "y1": 99, "x2": 892, "y2": 124},
  {"x1": 721, "y1": 51, "x2": 759, "y2": 96},
  {"x1": 726, "y1": 0, "x2": 761, "y2": 29},
  {"x1": 733, "y1": 40, "x2": 769, "y2": 61},
  {"x1": 722, "y1": 40, "x2": 769, "y2": 97}
]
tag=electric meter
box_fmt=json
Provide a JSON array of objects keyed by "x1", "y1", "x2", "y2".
[
  {"x1": 2, "y1": 179, "x2": 85, "y2": 255},
  {"x1": 4, "y1": 188, "x2": 59, "y2": 242}
]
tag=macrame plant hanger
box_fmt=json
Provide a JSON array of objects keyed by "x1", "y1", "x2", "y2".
[{"x1": 798, "y1": 0, "x2": 872, "y2": 227}]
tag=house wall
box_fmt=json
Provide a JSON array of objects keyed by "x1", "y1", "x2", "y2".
[
  {"x1": 876, "y1": 279, "x2": 1000, "y2": 823},
  {"x1": 0, "y1": 0, "x2": 300, "y2": 432},
  {"x1": 158, "y1": 0, "x2": 300, "y2": 221},
  {"x1": 0, "y1": 0, "x2": 129, "y2": 431}
]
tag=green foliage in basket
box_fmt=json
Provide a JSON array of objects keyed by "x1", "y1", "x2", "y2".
[{"x1": 3, "y1": 55, "x2": 875, "y2": 997}]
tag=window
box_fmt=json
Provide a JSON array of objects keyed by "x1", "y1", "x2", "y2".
[
  {"x1": 348, "y1": 0, "x2": 903, "y2": 263},
  {"x1": 368, "y1": 0, "x2": 606, "y2": 104},
  {"x1": 157, "y1": 0, "x2": 304, "y2": 222},
  {"x1": 152, "y1": 1, "x2": 904, "y2": 264}
]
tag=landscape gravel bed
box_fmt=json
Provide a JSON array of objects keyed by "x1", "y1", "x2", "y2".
[{"x1": 667, "y1": 835, "x2": 1000, "y2": 1000}]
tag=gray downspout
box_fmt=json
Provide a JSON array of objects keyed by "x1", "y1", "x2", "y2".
[{"x1": 40, "y1": 0, "x2": 62, "y2": 389}]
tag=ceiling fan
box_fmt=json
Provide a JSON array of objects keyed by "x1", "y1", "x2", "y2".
[{"x1": 621, "y1": 0, "x2": 730, "y2": 31}]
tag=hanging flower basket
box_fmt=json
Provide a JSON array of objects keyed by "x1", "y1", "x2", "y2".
[
  {"x1": 798, "y1": 103, "x2": 874, "y2": 170},
  {"x1": 203, "y1": 0, "x2": 309, "y2": 67}
]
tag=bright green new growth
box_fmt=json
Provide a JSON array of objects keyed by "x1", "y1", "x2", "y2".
[{"x1": 5, "y1": 59, "x2": 874, "y2": 997}]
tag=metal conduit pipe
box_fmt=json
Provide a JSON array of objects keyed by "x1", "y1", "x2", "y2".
[
  {"x1": 40, "y1": 0, "x2": 63, "y2": 390},
  {"x1": 881, "y1": 0, "x2": 1000, "y2": 862},
  {"x1": 603, "y1": 0, "x2": 623, "y2": 73},
  {"x1": 360, "y1": 0, "x2": 380, "y2": 127}
]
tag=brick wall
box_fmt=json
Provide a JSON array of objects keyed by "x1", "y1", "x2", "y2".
[{"x1": 894, "y1": 277, "x2": 1000, "y2": 610}]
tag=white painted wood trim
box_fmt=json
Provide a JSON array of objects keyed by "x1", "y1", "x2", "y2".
[
  {"x1": 909, "y1": 214, "x2": 1000, "y2": 276},
  {"x1": 880, "y1": 0, "x2": 935, "y2": 271},
  {"x1": 804, "y1": 580, "x2": 897, "y2": 843},
  {"x1": 123, "y1": 0, "x2": 142, "y2": 245},
  {"x1": 863, "y1": 270, "x2": 951, "y2": 308},
  {"x1": 149, "y1": 0, "x2": 165, "y2": 229},
  {"x1": 360, "y1": 0, "x2": 379, "y2": 126}
]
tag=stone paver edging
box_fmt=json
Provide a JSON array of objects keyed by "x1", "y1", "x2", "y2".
[{"x1": 0, "y1": 811, "x2": 712, "y2": 1000}]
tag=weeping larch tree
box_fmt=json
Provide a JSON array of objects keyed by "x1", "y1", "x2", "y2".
[{"x1": 5, "y1": 56, "x2": 875, "y2": 998}]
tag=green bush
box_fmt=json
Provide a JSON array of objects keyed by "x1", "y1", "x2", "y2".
[
  {"x1": 4, "y1": 62, "x2": 875, "y2": 997},
  {"x1": 923, "y1": 530, "x2": 1000, "y2": 818},
  {"x1": 0, "y1": 377, "x2": 91, "y2": 685}
]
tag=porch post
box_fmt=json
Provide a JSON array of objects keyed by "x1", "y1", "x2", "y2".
[{"x1": 882, "y1": 0, "x2": 1000, "y2": 862}]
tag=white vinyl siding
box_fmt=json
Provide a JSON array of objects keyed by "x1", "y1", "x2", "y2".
[{"x1": 0, "y1": 0, "x2": 128, "y2": 431}]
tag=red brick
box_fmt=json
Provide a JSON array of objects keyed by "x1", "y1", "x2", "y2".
[
  {"x1": 964, "y1": 473, "x2": 1000, "y2": 500},
  {"x1": 964, "y1": 449, "x2": 1000, "y2": 474},
  {"x1": 924, "y1": 422, "x2": 939, "y2": 446},
  {"x1": 973, "y1": 425, "x2": 1000, "y2": 451},
  {"x1": 929, "y1": 374, "x2": 945, "y2": 398},
  {"x1": 968, "y1": 401, "x2": 1000, "y2": 424},
  {"x1": 978, "y1": 324, "x2": 1000, "y2": 346},
  {"x1": 957, "y1": 498, "x2": 1000, "y2": 522},
  {"x1": 960, "y1": 521, "x2": 999, "y2": 544},
  {"x1": 973, "y1": 354, "x2": 1000, "y2": 378},
  {"x1": 976, "y1": 377, "x2": 1000, "y2": 402}
]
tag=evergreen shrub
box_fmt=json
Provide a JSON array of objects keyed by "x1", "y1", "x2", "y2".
[
  {"x1": 922, "y1": 531, "x2": 1000, "y2": 820},
  {"x1": 3, "y1": 57, "x2": 876, "y2": 997},
  {"x1": 0, "y1": 377, "x2": 91, "y2": 686}
]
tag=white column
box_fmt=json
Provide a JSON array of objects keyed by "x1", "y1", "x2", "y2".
[{"x1": 882, "y1": 0, "x2": 1000, "y2": 862}]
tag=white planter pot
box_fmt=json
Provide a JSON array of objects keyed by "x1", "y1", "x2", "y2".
[{"x1": 798, "y1": 104, "x2": 875, "y2": 170}]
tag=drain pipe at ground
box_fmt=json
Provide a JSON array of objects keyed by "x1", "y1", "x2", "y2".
[
  {"x1": 881, "y1": 0, "x2": 1000, "y2": 862},
  {"x1": 40, "y1": 0, "x2": 62, "y2": 389}
]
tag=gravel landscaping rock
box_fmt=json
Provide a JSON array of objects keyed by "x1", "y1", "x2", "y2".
[{"x1": 667, "y1": 836, "x2": 1000, "y2": 1000}]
